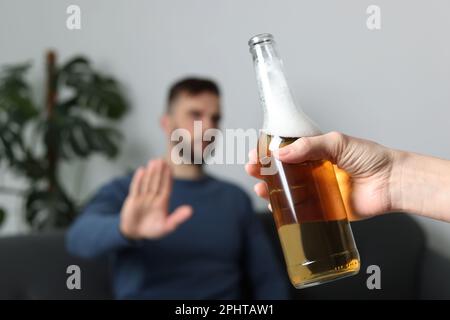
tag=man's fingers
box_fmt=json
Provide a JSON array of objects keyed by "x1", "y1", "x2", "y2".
[
  {"x1": 254, "y1": 182, "x2": 269, "y2": 200},
  {"x1": 159, "y1": 161, "x2": 172, "y2": 199},
  {"x1": 141, "y1": 160, "x2": 155, "y2": 194},
  {"x1": 150, "y1": 159, "x2": 164, "y2": 194},
  {"x1": 273, "y1": 131, "x2": 346, "y2": 164},
  {"x1": 130, "y1": 167, "x2": 145, "y2": 196},
  {"x1": 164, "y1": 205, "x2": 193, "y2": 233}
]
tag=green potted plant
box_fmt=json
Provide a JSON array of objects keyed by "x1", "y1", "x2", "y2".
[{"x1": 0, "y1": 51, "x2": 129, "y2": 230}]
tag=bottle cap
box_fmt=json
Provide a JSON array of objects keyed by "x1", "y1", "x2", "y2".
[{"x1": 248, "y1": 33, "x2": 274, "y2": 47}]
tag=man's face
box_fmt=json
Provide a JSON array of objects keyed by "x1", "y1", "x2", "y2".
[{"x1": 163, "y1": 91, "x2": 221, "y2": 162}]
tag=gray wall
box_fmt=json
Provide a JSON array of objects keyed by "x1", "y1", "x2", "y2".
[{"x1": 1, "y1": 0, "x2": 450, "y2": 257}]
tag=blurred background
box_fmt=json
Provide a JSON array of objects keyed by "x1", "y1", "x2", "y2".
[{"x1": 0, "y1": 0, "x2": 449, "y2": 282}]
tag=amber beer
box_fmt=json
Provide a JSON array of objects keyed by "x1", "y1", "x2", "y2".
[
  {"x1": 258, "y1": 133, "x2": 360, "y2": 288},
  {"x1": 249, "y1": 33, "x2": 360, "y2": 288}
]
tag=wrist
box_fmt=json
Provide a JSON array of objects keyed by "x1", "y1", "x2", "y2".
[
  {"x1": 389, "y1": 149, "x2": 418, "y2": 214},
  {"x1": 388, "y1": 149, "x2": 407, "y2": 213},
  {"x1": 119, "y1": 217, "x2": 141, "y2": 241}
]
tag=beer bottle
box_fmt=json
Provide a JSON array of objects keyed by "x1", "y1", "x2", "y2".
[{"x1": 248, "y1": 33, "x2": 360, "y2": 288}]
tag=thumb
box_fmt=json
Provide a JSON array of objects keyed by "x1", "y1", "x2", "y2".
[
  {"x1": 273, "y1": 131, "x2": 346, "y2": 164},
  {"x1": 164, "y1": 205, "x2": 193, "y2": 233}
]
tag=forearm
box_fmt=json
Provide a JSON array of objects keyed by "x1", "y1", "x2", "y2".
[
  {"x1": 66, "y1": 213, "x2": 136, "y2": 258},
  {"x1": 390, "y1": 150, "x2": 450, "y2": 221}
]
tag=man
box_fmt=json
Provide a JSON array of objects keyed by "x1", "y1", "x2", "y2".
[{"x1": 66, "y1": 78, "x2": 290, "y2": 299}]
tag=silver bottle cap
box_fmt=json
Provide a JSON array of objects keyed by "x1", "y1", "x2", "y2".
[{"x1": 248, "y1": 33, "x2": 274, "y2": 47}]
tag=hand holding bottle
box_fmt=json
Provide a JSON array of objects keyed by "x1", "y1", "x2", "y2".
[{"x1": 246, "y1": 131, "x2": 450, "y2": 223}]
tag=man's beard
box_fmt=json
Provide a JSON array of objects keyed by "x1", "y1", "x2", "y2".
[{"x1": 170, "y1": 125, "x2": 212, "y2": 165}]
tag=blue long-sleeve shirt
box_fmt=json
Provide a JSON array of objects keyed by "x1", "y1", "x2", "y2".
[{"x1": 66, "y1": 173, "x2": 290, "y2": 299}]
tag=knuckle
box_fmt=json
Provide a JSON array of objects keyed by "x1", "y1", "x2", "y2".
[
  {"x1": 328, "y1": 131, "x2": 344, "y2": 143},
  {"x1": 296, "y1": 137, "x2": 312, "y2": 154},
  {"x1": 329, "y1": 131, "x2": 347, "y2": 150},
  {"x1": 327, "y1": 131, "x2": 347, "y2": 161}
]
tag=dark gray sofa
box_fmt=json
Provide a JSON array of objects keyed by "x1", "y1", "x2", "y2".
[{"x1": 0, "y1": 213, "x2": 449, "y2": 299}]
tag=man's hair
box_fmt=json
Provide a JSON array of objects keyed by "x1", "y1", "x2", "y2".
[{"x1": 167, "y1": 77, "x2": 220, "y2": 113}]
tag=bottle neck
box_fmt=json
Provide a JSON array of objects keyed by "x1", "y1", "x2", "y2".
[
  {"x1": 249, "y1": 36, "x2": 322, "y2": 138},
  {"x1": 250, "y1": 40, "x2": 296, "y2": 127}
]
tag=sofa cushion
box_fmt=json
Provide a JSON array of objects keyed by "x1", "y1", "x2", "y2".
[{"x1": 0, "y1": 231, "x2": 112, "y2": 299}]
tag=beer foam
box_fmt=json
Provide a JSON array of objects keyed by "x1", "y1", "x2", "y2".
[{"x1": 257, "y1": 56, "x2": 322, "y2": 138}]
